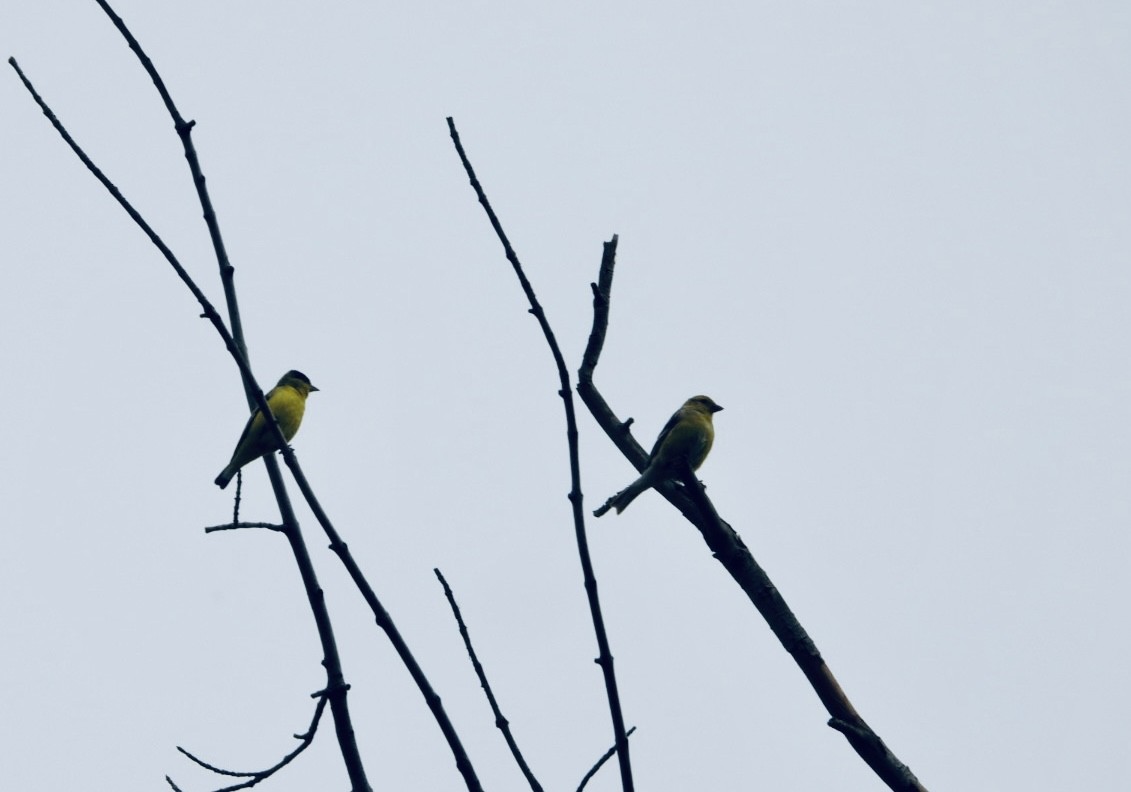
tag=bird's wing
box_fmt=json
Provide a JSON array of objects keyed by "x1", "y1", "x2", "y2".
[
  {"x1": 230, "y1": 384, "x2": 280, "y2": 449},
  {"x1": 648, "y1": 409, "x2": 683, "y2": 460},
  {"x1": 230, "y1": 407, "x2": 263, "y2": 452}
]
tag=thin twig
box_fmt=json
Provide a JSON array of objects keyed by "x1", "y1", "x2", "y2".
[
  {"x1": 576, "y1": 726, "x2": 637, "y2": 792},
  {"x1": 229, "y1": 472, "x2": 244, "y2": 524},
  {"x1": 204, "y1": 522, "x2": 285, "y2": 534},
  {"x1": 435, "y1": 569, "x2": 543, "y2": 792},
  {"x1": 577, "y1": 248, "x2": 928, "y2": 792},
  {"x1": 92, "y1": 0, "x2": 251, "y2": 364},
  {"x1": 170, "y1": 694, "x2": 329, "y2": 792},
  {"x1": 6, "y1": 56, "x2": 250, "y2": 387},
  {"x1": 283, "y1": 458, "x2": 485, "y2": 792},
  {"x1": 448, "y1": 116, "x2": 635, "y2": 792}
]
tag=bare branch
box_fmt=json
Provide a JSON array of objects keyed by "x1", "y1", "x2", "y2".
[
  {"x1": 204, "y1": 522, "x2": 285, "y2": 534},
  {"x1": 576, "y1": 726, "x2": 637, "y2": 792},
  {"x1": 448, "y1": 115, "x2": 635, "y2": 792},
  {"x1": 85, "y1": 8, "x2": 487, "y2": 790},
  {"x1": 169, "y1": 694, "x2": 329, "y2": 792},
  {"x1": 92, "y1": 0, "x2": 252, "y2": 363},
  {"x1": 11, "y1": 13, "x2": 376, "y2": 790},
  {"x1": 435, "y1": 569, "x2": 543, "y2": 792},
  {"x1": 280, "y1": 457, "x2": 485, "y2": 792},
  {"x1": 6, "y1": 56, "x2": 246, "y2": 381},
  {"x1": 578, "y1": 249, "x2": 928, "y2": 792}
]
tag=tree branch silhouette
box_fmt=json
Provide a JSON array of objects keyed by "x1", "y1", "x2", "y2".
[
  {"x1": 576, "y1": 726, "x2": 637, "y2": 792},
  {"x1": 435, "y1": 568, "x2": 544, "y2": 792},
  {"x1": 166, "y1": 693, "x2": 329, "y2": 792},
  {"x1": 15, "y1": 12, "x2": 489, "y2": 785},
  {"x1": 576, "y1": 241, "x2": 928, "y2": 792},
  {"x1": 448, "y1": 116, "x2": 635, "y2": 792},
  {"x1": 8, "y1": 45, "x2": 375, "y2": 792}
]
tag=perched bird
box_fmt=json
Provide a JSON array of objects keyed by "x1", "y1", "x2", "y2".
[
  {"x1": 597, "y1": 395, "x2": 723, "y2": 516},
  {"x1": 214, "y1": 370, "x2": 319, "y2": 489}
]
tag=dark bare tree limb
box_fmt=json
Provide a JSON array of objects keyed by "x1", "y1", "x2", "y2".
[
  {"x1": 577, "y1": 241, "x2": 928, "y2": 792},
  {"x1": 447, "y1": 116, "x2": 635, "y2": 792},
  {"x1": 13, "y1": 35, "x2": 484, "y2": 790},
  {"x1": 435, "y1": 568, "x2": 544, "y2": 792},
  {"x1": 14, "y1": 8, "x2": 376, "y2": 784}
]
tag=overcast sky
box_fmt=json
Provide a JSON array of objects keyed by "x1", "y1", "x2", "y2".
[{"x1": 3, "y1": 2, "x2": 1129, "y2": 790}]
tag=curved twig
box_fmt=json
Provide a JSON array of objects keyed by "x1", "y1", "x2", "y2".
[
  {"x1": 576, "y1": 726, "x2": 637, "y2": 792},
  {"x1": 167, "y1": 694, "x2": 329, "y2": 792}
]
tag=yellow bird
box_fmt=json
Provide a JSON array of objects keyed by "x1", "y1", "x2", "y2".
[
  {"x1": 598, "y1": 395, "x2": 723, "y2": 516},
  {"x1": 214, "y1": 370, "x2": 319, "y2": 489}
]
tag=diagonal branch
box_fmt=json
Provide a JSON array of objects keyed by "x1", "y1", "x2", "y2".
[
  {"x1": 435, "y1": 569, "x2": 543, "y2": 792},
  {"x1": 576, "y1": 726, "x2": 636, "y2": 792},
  {"x1": 577, "y1": 243, "x2": 928, "y2": 792},
  {"x1": 82, "y1": 7, "x2": 485, "y2": 789},
  {"x1": 92, "y1": 0, "x2": 251, "y2": 365},
  {"x1": 447, "y1": 116, "x2": 635, "y2": 792},
  {"x1": 7, "y1": 55, "x2": 247, "y2": 386},
  {"x1": 283, "y1": 459, "x2": 485, "y2": 791},
  {"x1": 10, "y1": 16, "x2": 376, "y2": 790}
]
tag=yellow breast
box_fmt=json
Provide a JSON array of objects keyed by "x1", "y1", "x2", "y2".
[{"x1": 266, "y1": 385, "x2": 308, "y2": 441}]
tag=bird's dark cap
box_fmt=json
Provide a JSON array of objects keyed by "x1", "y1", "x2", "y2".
[
  {"x1": 283, "y1": 370, "x2": 319, "y2": 391},
  {"x1": 689, "y1": 395, "x2": 723, "y2": 412}
]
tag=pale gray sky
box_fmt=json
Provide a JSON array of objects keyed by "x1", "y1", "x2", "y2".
[{"x1": 3, "y1": 2, "x2": 1129, "y2": 790}]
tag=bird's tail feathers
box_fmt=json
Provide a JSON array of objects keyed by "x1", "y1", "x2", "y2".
[
  {"x1": 214, "y1": 466, "x2": 237, "y2": 490},
  {"x1": 611, "y1": 475, "x2": 652, "y2": 514}
]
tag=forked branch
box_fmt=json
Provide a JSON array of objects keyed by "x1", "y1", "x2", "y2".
[
  {"x1": 577, "y1": 241, "x2": 928, "y2": 792},
  {"x1": 448, "y1": 116, "x2": 635, "y2": 792}
]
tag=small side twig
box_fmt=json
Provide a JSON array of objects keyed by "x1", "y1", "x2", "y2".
[
  {"x1": 576, "y1": 726, "x2": 637, "y2": 792},
  {"x1": 435, "y1": 569, "x2": 543, "y2": 792},
  {"x1": 167, "y1": 693, "x2": 329, "y2": 792},
  {"x1": 228, "y1": 472, "x2": 244, "y2": 524},
  {"x1": 204, "y1": 522, "x2": 285, "y2": 534}
]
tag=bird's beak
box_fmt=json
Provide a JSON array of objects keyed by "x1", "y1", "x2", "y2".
[
  {"x1": 309, "y1": 384, "x2": 320, "y2": 392},
  {"x1": 712, "y1": 404, "x2": 724, "y2": 413}
]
